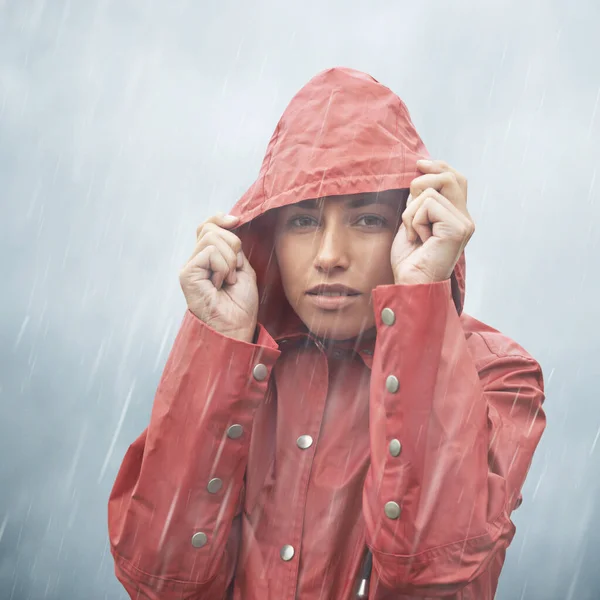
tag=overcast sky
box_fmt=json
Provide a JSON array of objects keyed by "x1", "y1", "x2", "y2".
[{"x1": 1, "y1": 1, "x2": 599, "y2": 598}]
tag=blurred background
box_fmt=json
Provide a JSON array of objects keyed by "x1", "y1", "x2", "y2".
[{"x1": 1, "y1": 1, "x2": 599, "y2": 598}]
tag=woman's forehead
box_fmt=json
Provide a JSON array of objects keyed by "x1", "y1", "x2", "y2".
[{"x1": 290, "y1": 189, "x2": 409, "y2": 211}]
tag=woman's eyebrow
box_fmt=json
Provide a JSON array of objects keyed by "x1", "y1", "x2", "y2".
[
  {"x1": 292, "y1": 195, "x2": 402, "y2": 211},
  {"x1": 346, "y1": 196, "x2": 400, "y2": 209},
  {"x1": 294, "y1": 199, "x2": 321, "y2": 210}
]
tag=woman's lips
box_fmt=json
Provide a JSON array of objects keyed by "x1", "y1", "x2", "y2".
[{"x1": 305, "y1": 292, "x2": 361, "y2": 310}]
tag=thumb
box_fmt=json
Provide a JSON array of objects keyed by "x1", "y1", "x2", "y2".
[{"x1": 237, "y1": 250, "x2": 256, "y2": 277}]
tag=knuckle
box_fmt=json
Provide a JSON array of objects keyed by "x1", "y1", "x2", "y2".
[
  {"x1": 458, "y1": 224, "x2": 474, "y2": 238},
  {"x1": 203, "y1": 231, "x2": 218, "y2": 244},
  {"x1": 197, "y1": 221, "x2": 215, "y2": 238}
]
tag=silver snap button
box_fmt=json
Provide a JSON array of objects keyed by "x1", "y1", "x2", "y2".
[
  {"x1": 296, "y1": 435, "x2": 313, "y2": 449},
  {"x1": 386, "y1": 375, "x2": 399, "y2": 393},
  {"x1": 280, "y1": 544, "x2": 295, "y2": 561},
  {"x1": 207, "y1": 478, "x2": 223, "y2": 494},
  {"x1": 227, "y1": 424, "x2": 243, "y2": 439},
  {"x1": 252, "y1": 363, "x2": 268, "y2": 381},
  {"x1": 381, "y1": 307, "x2": 396, "y2": 326},
  {"x1": 191, "y1": 532, "x2": 208, "y2": 548},
  {"x1": 384, "y1": 501, "x2": 401, "y2": 520},
  {"x1": 389, "y1": 439, "x2": 402, "y2": 457}
]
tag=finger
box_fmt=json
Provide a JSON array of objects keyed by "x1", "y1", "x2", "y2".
[
  {"x1": 416, "y1": 159, "x2": 461, "y2": 179},
  {"x1": 196, "y1": 213, "x2": 240, "y2": 238},
  {"x1": 203, "y1": 245, "x2": 231, "y2": 290},
  {"x1": 403, "y1": 188, "x2": 468, "y2": 242},
  {"x1": 410, "y1": 171, "x2": 465, "y2": 209},
  {"x1": 402, "y1": 191, "x2": 423, "y2": 242},
  {"x1": 196, "y1": 223, "x2": 243, "y2": 262},
  {"x1": 237, "y1": 249, "x2": 256, "y2": 279},
  {"x1": 416, "y1": 159, "x2": 468, "y2": 198},
  {"x1": 183, "y1": 245, "x2": 231, "y2": 290},
  {"x1": 412, "y1": 193, "x2": 473, "y2": 244},
  {"x1": 411, "y1": 196, "x2": 453, "y2": 243},
  {"x1": 403, "y1": 189, "x2": 435, "y2": 242},
  {"x1": 196, "y1": 230, "x2": 238, "y2": 268},
  {"x1": 191, "y1": 233, "x2": 238, "y2": 285},
  {"x1": 197, "y1": 219, "x2": 243, "y2": 244}
]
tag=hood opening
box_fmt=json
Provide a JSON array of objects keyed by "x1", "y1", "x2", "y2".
[{"x1": 228, "y1": 67, "x2": 466, "y2": 340}]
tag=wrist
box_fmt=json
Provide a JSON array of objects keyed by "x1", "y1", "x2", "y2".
[
  {"x1": 226, "y1": 323, "x2": 259, "y2": 344},
  {"x1": 226, "y1": 330, "x2": 255, "y2": 344},
  {"x1": 392, "y1": 267, "x2": 448, "y2": 286},
  {"x1": 392, "y1": 271, "x2": 431, "y2": 286}
]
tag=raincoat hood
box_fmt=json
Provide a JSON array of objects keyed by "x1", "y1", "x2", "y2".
[{"x1": 229, "y1": 67, "x2": 466, "y2": 338}]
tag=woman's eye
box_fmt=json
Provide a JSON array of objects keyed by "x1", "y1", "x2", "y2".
[
  {"x1": 356, "y1": 215, "x2": 386, "y2": 228},
  {"x1": 289, "y1": 216, "x2": 318, "y2": 228}
]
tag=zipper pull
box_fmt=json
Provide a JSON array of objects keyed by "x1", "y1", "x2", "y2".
[{"x1": 356, "y1": 550, "x2": 373, "y2": 598}]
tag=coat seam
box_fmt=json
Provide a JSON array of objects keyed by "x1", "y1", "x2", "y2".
[
  {"x1": 261, "y1": 124, "x2": 281, "y2": 208},
  {"x1": 112, "y1": 548, "x2": 221, "y2": 587},
  {"x1": 368, "y1": 509, "x2": 508, "y2": 564},
  {"x1": 262, "y1": 171, "x2": 420, "y2": 205},
  {"x1": 472, "y1": 330, "x2": 536, "y2": 363}
]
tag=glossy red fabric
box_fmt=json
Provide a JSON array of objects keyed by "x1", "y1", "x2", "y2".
[{"x1": 108, "y1": 67, "x2": 546, "y2": 599}]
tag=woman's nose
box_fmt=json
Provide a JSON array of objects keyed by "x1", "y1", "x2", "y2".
[{"x1": 313, "y1": 226, "x2": 350, "y2": 272}]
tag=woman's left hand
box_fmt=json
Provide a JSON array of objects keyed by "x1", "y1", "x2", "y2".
[{"x1": 391, "y1": 159, "x2": 475, "y2": 285}]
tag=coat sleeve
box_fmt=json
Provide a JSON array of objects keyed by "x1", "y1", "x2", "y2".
[
  {"x1": 362, "y1": 279, "x2": 546, "y2": 596},
  {"x1": 108, "y1": 309, "x2": 280, "y2": 600}
]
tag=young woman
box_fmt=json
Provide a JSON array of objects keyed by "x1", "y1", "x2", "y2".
[{"x1": 108, "y1": 67, "x2": 546, "y2": 599}]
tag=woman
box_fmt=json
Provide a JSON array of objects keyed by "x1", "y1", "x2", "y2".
[{"x1": 108, "y1": 67, "x2": 546, "y2": 599}]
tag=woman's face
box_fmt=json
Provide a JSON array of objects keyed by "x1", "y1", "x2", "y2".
[{"x1": 273, "y1": 189, "x2": 409, "y2": 341}]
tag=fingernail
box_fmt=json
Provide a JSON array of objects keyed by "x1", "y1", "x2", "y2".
[
  {"x1": 224, "y1": 214, "x2": 239, "y2": 221},
  {"x1": 237, "y1": 252, "x2": 243, "y2": 268},
  {"x1": 417, "y1": 159, "x2": 432, "y2": 164}
]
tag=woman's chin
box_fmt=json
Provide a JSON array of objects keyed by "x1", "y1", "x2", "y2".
[{"x1": 303, "y1": 315, "x2": 375, "y2": 342}]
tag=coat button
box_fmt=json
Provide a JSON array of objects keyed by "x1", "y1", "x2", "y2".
[
  {"x1": 389, "y1": 439, "x2": 402, "y2": 457},
  {"x1": 384, "y1": 501, "x2": 401, "y2": 520},
  {"x1": 296, "y1": 435, "x2": 313, "y2": 449},
  {"x1": 227, "y1": 424, "x2": 244, "y2": 439},
  {"x1": 280, "y1": 544, "x2": 295, "y2": 561},
  {"x1": 207, "y1": 478, "x2": 223, "y2": 494},
  {"x1": 252, "y1": 364, "x2": 268, "y2": 381},
  {"x1": 191, "y1": 532, "x2": 208, "y2": 548},
  {"x1": 386, "y1": 375, "x2": 399, "y2": 393},
  {"x1": 381, "y1": 307, "x2": 396, "y2": 326}
]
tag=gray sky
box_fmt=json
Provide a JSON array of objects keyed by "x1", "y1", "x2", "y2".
[{"x1": 1, "y1": 1, "x2": 599, "y2": 598}]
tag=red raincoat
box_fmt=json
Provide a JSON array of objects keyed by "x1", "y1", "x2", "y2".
[{"x1": 108, "y1": 68, "x2": 546, "y2": 599}]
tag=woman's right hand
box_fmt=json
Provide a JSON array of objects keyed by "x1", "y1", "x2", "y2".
[{"x1": 179, "y1": 214, "x2": 259, "y2": 343}]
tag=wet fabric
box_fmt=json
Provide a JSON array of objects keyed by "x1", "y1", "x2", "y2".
[{"x1": 108, "y1": 67, "x2": 546, "y2": 599}]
